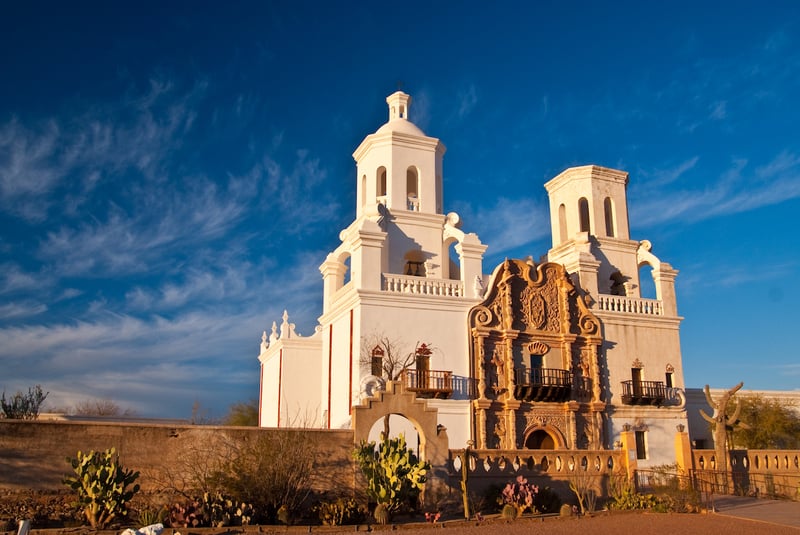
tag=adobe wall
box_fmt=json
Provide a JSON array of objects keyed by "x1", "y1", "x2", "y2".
[{"x1": 0, "y1": 420, "x2": 355, "y2": 492}]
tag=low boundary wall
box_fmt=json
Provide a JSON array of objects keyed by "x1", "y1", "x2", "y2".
[{"x1": 0, "y1": 420, "x2": 355, "y2": 492}]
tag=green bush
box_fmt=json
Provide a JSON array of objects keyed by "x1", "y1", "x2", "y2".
[{"x1": 63, "y1": 448, "x2": 140, "y2": 529}]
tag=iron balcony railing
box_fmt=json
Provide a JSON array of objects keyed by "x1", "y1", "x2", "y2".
[
  {"x1": 401, "y1": 369, "x2": 453, "y2": 399},
  {"x1": 620, "y1": 380, "x2": 667, "y2": 405},
  {"x1": 513, "y1": 367, "x2": 573, "y2": 402}
]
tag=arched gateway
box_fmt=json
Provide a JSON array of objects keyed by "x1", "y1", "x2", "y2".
[{"x1": 352, "y1": 380, "x2": 450, "y2": 469}]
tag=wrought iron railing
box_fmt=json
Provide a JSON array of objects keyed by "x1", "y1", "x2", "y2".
[
  {"x1": 513, "y1": 368, "x2": 572, "y2": 402},
  {"x1": 620, "y1": 380, "x2": 666, "y2": 405},
  {"x1": 401, "y1": 369, "x2": 453, "y2": 399}
]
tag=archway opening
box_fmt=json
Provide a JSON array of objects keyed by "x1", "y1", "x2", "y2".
[
  {"x1": 367, "y1": 414, "x2": 421, "y2": 458},
  {"x1": 377, "y1": 166, "x2": 387, "y2": 198},
  {"x1": 403, "y1": 249, "x2": 426, "y2": 277},
  {"x1": 342, "y1": 253, "x2": 352, "y2": 287},
  {"x1": 525, "y1": 429, "x2": 556, "y2": 449},
  {"x1": 638, "y1": 263, "x2": 656, "y2": 299},
  {"x1": 446, "y1": 238, "x2": 460, "y2": 280}
]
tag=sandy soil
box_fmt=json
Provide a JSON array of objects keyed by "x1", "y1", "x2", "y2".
[{"x1": 296, "y1": 512, "x2": 800, "y2": 535}]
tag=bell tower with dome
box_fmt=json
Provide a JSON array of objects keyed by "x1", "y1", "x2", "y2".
[{"x1": 259, "y1": 91, "x2": 487, "y2": 445}]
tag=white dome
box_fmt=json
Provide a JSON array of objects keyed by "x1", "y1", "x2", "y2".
[{"x1": 375, "y1": 118, "x2": 426, "y2": 136}]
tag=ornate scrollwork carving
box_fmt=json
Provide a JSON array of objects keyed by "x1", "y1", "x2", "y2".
[{"x1": 473, "y1": 306, "x2": 493, "y2": 326}]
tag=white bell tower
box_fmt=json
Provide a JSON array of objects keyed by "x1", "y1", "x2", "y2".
[
  {"x1": 313, "y1": 91, "x2": 486, "y2": 436},
  {"x1": 353, "y1": 91, "x2": 444, "y2": 218}
]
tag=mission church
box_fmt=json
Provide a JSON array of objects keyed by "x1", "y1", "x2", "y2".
[{"x1": 257, "y1": 91, "x2": 688, "y2": 468}]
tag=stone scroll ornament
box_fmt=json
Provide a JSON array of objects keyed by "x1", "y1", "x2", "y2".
[{"x1": 699, "y1": 381, "x2": 749, "y2": 471}]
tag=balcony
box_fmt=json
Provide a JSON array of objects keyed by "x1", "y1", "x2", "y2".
[
  {"x1": 401, "y1": 369, "x2": 453, "y2": 399},
  {"x1": 513, "y1": 368, "x2": 573, "y2": 402},
  {"x1": 620, "y1": 380, "x2": 666, "y2": 406}
]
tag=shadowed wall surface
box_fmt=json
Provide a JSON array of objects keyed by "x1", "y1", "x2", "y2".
[{"x1": 0, "y1": 420, "x2": 355, "y2": 491}]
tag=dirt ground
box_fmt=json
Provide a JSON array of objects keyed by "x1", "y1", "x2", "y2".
[{"x1": 335, "y1": 512, "x2": 800, "y2": 535}]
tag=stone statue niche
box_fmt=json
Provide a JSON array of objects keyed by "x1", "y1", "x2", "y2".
[{"x1": 699, "y1": 381, "x2": 749, "y2": 472}]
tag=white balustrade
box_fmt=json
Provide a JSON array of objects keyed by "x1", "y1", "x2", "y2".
[
  {"x1": 596, "y1": 294, "x2": 663, "y2": 316},
  {"x1": 383, "y1": 274, "x2": 464, "y2": 297}
]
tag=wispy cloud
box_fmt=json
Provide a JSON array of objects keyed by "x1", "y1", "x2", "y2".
[
  {"x1": 0, "y1": 79, "x2": 204, "y2": 222},
  {"x1": 457, "y1": 196, "x2": 551, "y2": 260},
  {"x1": 456, "y1": 84, "x2": 478, "y2": 119},
  {"x1": 0, "y1": 302, "x2": 47, "y2": 320},
  {"x1": 631, "y1": 150, "x2": 800, "y2": 227}
]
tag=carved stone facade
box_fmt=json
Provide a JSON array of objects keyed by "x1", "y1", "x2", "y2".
[{"x1": 468, "y1": 259, "x2": 604, "y2": 450}]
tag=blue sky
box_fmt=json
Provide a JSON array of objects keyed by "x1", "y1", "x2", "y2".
[{"x1": 1, "y1": 2, "x2": 799, "y2": 419}]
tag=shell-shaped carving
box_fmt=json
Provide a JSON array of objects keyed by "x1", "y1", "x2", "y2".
[{"x1": 527, "y1": 341, "x2": 549, "y2": 355}]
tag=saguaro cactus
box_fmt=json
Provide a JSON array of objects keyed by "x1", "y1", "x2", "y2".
[{"x1": 700, "y1": 381, "x2": 748, "y2": 472}]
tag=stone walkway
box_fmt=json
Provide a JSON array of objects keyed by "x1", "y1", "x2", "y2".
[{"x1": 712, "y1": 494, "x2": 800, "y2": 529}]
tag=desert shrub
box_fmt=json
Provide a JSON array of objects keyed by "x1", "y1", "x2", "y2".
[
  {"x1": 638, "y1": 465, "x2": 702, "y2": 513},
  {"x1": 534, "y1": 486, "x2": 562, "y2": 514},
  {"x1": 1, "y1": 385, "x2": 48, "y2": 420},
  {"x1": 223, "y1": 432, "x2": 316, "y2": 522},
  {"x1": 313, "y1": 497, "x2": 366, "y2": 526},
  {"x1": 156, "y1": 429, "x2": 318, "y2": 524},
  {"x1": 568, "y1": 470, "x2": 599, "y2": 514},
  {"x1": 608, "y1": 488, "x2": 660, "y2": 510},
  {"x1": 128, "y1": 492, "x2": 172, "y2": 527}
]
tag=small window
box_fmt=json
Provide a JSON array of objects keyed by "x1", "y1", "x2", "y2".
[
  {"x1": 558, "y1": 203, "x2": 567, "y2": 243},
  {"x1": 371, "y1": 345, "x2": 384, "y2": 377},
  {"x1": 377, "y1": 167, "x2": 387, "y2": 197},
  {"x1": 578, "y1": 198, "x2": 590, "y2": 233},
  {"x1": 635, "y1": 431, "x2": 647, "y2": 460},
  {"x1": 603, "y1": 197, "x2": 615, "y2": 237},
  {"x1": 406, "y1": 167, "x2": 419, "y2": 211},
  {"x1": 665, "y1": 372, "x2": 674, "y2": 388}
]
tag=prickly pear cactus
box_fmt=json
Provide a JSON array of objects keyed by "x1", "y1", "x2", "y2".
[
  {"x1": 63, "y1": 447, "x2": 140, "y2": 529},
  {"x1": 353, "y1": 435, "x2": 430, "y2": 515}
]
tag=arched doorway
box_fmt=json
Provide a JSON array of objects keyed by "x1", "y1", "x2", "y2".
[{"x1": 525, "y1": 429, "x2": 556, "y2": 449}]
